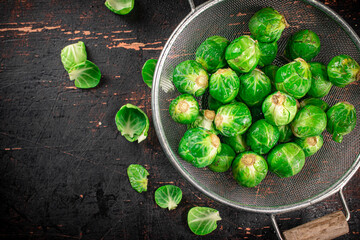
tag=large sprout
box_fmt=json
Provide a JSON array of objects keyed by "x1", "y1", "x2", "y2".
[
  {"x1": 223, "y1": 134, "x2": 248, "y2": 154},
  {"x1": 188, "y1": 110, "x2": 218, "y2": 134},
  {"x1": 295, "y1": 135, "x2": 324, "y2": 157},
  {"x1": 326, "y1": 102, "x2": 357, "y2": 143},
  {"x1": 327, "y1": 55, "x2": 360, "y2": 87},
  {"x1": 173, "y1": 60, "x2": 209, "y2": 97},
  {"x1": 262, "y1": 64, "x2": 279, "y2": 91},
  {"x1": 285, "y1": 30, "x2": 321, "y2": 62},
  {"x1": 257, "y1": 40, "x2": 278, "y2": 67},
  {"x1": 169, "y1": 94, "x2": 199, "y2": 124},
  {"x1": 246, "y1": 119, "x2": 280, "y2": 154},
  {"x1": 278, "y1": 124, "x2": 293, "y2": 143},
  {"x1": 209, "y1": 68, "x2": 240, "y2": 104},
  {"x1": 307, "y1": 62, "x2": 332, "y2": 98},
  {"x1": 208, "y1": 143, "x2": 236, "y2": 172},
  {"x1": 300, "y1": 98, "x2": 329, "y2": 112},
  {"x1": 291, "y1": 105, "x2": 327, "y2": 138}
]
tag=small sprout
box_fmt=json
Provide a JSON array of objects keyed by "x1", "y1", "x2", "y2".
[
  {"x1": 278, "y1": 124, "x2": 293, "y2": 143},
  {"x1": 105, "y1": 0, "x2": 134, "y2": 15},
  {"x1": 249, "y1": 7, "x2": 288, "y2": 43},
  {"x1": 295, "y1": 135, "x2": 324, "y2": 157},
  {"x1": 154, "y1": 185, "x2": 182, "y2": 210},
  {"x1": 115, "y1": 104, "x2": 149, "y2": 143},
  {"x1": 187, "y1": 207, "x2": 221, "y2": 236},
  {"x1": 327, "y1": 54, "x2": 360, "y2": 87},
  {"x1": 223, "y1": 134, "x2": 248, "y2": 154},
  {"x1": 209, "y1": 68, "x2": 240, "y2": 104},
  {"x1": 232, "y1": 151, "x2": 268, "y2": 187},
  {"x1": 196, "y1": 36, "x2": 230, "y2": 73},
  {"x1": 188, "y1": 110, "x2": 218, "y2": 134},
  {"x1": 267, "y1": 143, "x2": 305, "y2": 178},
  {"x1": 238, "y1": 68, "x2": 272, "y2": 107},
  {"x1": 178, "y1": 128, "x2": 221, "y2": 168},
  {"x1": 285, "y1": 30, "x2": 321, "y2": 62},
  {"x1": 142, "y1": 59, "x2": 158, "y2": 88},
  {"x1": 246, "y1": 119, "x2": 280, "y2": 154},
  {"x1": 208, "y1": 143, "x2": 236, "y2": 172},
  {"x1": 257, "y1": 40, "x2": 278, "y2": 67},
  {"x1": 275, "y1": 58, "x2": 312, "y2": 99},
  {"x1": 326, "y1": 102, "x2": 357, "y2": 143},
  {"x1": 215, "y1": 102, "x2": 252, "y2": 137},
  {"x1": 173, "y1": 60, "x2": 209, "y2": 97},
  {"x1": 68, "y1": 60, "x2": 101, "y2": 89},
  {"x1": 307, "y1": 62, "x2": 332, "y2": 98},
  {"x1": 262, "y1": 64, "x2": 279, "y2": 91},
  {"x1": 225, "y1": 35, "x2": 260, "y2": 73},
  {"x1": 169, "y1": 94, "x2": 199, "y2": 124},
  {"x1": 127, "y1": 164, "x2": 149, "y2": 193},
  {"x1": 262, "y1": 91, "x2": 298, "y2": 126},
  {"x1": 291, "y1": 105, "x2": 327, "y2": 138},
  {"x1": 61, "y1": 41, "x2": 87, "y2": 72},
  {"x1": 300, "y1": 98, "x2": 329, "y2": 112}
]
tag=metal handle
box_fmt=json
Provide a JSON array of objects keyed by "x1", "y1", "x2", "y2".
[{"x1": 188, "y1": 0, "x2": 196, "y2": 12}]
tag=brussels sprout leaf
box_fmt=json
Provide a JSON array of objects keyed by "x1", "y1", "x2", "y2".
[
  {"x1": 142, "y1": 59, "x2": 158, "y2": 88},
  {"x1": 187, "y1": 207, "x2": 221, "y2": 235},
  {"x1": 61, "y1": 41, "x2": 87, "y2": 72},
  {"x1": 154, "y1": 185, "x2": 182, "y2": 210},
  {"x1": 127, "y1": 164, "x2": 149, "y2": 193},
  {"x1": 105, "y1": 0, "x2": 134, "y2": 15},
  {"x1": 68, "y1": 60, "x2": 101, "y2": 89}
]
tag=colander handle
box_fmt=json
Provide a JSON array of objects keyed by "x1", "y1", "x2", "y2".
[
  {"x1": 188, "y1": 0, "x2": 196, "y2": 12},
  {"x1": 271, "y1": 188, "x2": 350, "y2": 240}
]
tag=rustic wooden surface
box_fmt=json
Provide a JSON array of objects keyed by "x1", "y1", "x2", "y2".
[{"x1": 0, "y1": 0, "x2": 359, "y2": 239}]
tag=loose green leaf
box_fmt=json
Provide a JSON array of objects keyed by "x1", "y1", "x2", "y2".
[
  {"x1": 61, "y1": 41, "x2": 87, "y2": 72},
  {"x1": 187, "y1": 207, "x2": 221, "y2": 235},
  {"x1": 68, "y1": 60, "x2": 101, "y2": 89},
  {"x1": 105, "y1": 0, "x2": 134, "y2": 15},
  {"x1": 142, "y1": 59, "x2": 158, "y2": 88},
  {"x1": 127, "y1": 164, "x2": 149, "y2": 193},
  {"x1": 154, "y1": 185, "x2": 182, "y2": 210}
]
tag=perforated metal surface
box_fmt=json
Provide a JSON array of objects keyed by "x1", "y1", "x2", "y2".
[{"x1": 152, "y1": 0, "x2": 360, "y2": 213}]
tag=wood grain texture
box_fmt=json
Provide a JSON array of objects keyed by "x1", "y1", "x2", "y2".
[{"x1": 0, "y1": 0, "x2": 359, "y2": 239}]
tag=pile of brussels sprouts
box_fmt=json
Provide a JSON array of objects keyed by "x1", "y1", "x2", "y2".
[{"x1": 169, "y1": 7, "x2": 359, "y2": 188}]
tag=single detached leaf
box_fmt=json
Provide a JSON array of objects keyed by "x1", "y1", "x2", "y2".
[
  {"x1": 154, "y1": 185, "x2": 182, "y2": 210},
  {"x1": 61, "y1": 41, "x2": 87, "y2": 72},
  {"x1": 187, "y1": 207, "x2": 221, "y2": 235},
  {"x1": 127, "y1": 164, "x2": 149, "y2": 193},
  {"x1": 68, "y1": 60, "x2": 101, "y2": 89},
  {"x1": 142, "y1": 59, "x2": 158, "y2": 88},
  {"x1": 115, "y1": 104, "x2": 149, "y2": 143},
  {"x1": 105, "y1": 0, "x2": 134, "y2": 15}
]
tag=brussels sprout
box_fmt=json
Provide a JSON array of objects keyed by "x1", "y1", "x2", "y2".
[
  {"x1": 246, "y1": 119, "x2": 279, "y2": 154},
  {"x1": 327, "y1": 55, "x2": 360, "y2": 87},
  {"x1": 115, "y1": 104, "x2": 149, "y2": 143},
  {"x1": 154, "y1": 185, "x2": 182, "y2": 210},
  {"x1": 300, "y1": 98, "x2": 329, "y2": 112},
  {"x1": 209, "y1": 68, "x2": 240, "y2": 104},
  {"x1": 238, "y1": 68, "x2": 272, "y2": 107},
  {"x1": 262, "y1": 64, "x2": 279, "y2": 91},
  {"x1": 207, "y1": 94, "x2": 224, "y2": 112},
  {"x1": 188, "y1": 110, "x2": 218, "y2": 134},
  {"x1": 169, "y1": 94, "x2": 199, "y2": 124},
  {"x1": 278, "y1": 124, "x2": 293, "y2": 143},
  {"x1": 223, "y1": 134, "x2": 248, "y2": 154},
  {"x1": 178, "y1": 128, "x2": 221, "y2": 168},
  {"x1": 307, "y1": 62, "x2": 332, "y2": 98},
  {"x1": 196, "y1": 36, "x2": 230, "y2": 73},
  {"x1": 257, "y1": 40, "x2": 278, "y2": 67},
  {"x1": 208, "y1": 143, "x2": 236, "y2": 172},
  {"x1": 267, "y1": 143, "x2": 305, "y2": 178},
  {"x1": 142, "y1": 59, "x2": 157, "y2": 88},
  {"x1": 225, "y1": 35, "x2": 260, "y2": 73},
  {"x1": 250, "y1": 105, "x2": 264, "y2": 122},
  {"x1": 326, "y1": 102, "x2": 357, "y2": 143},
  {"x1": 215, "y1": 102, "x2": 252, "y2": 137},
  {"x1": 249, "y1": 7, "x2": 288, "y2": 43},
  {"x1": 127, "y1": 164, "x2": 149, "y2": 193},
  {"x1": 232, "y1": 151, "x2": 268, "y2": 187},
  {"x1": 285, "y1": 30, "x2": 321, "y2": 62},
  {"x1": 68, "y1": 60, "x2": 101, "y2": 89},
  {"x1": 105, "y1": 0, "x2": 134, "y2": 15},
  {"x1": 173, "y1": 60, "x2": 209, "y2": 97},
  {"x1": 188, "y1": 207, "x2": 221, "y2": 236},
  {"x1": 295, "y1": 135, "x2": 323, "y2": 157},
  {"x1": 291, "y1": 105, "x2": 327, "y2": 138},
  {"x1": 262, "y1": 91, "x2": 298, "y2": 126},
  {"x1": 275, "y1": 58, "x2": 312, "y2": 99},
  {"x1": 61, "y1": 41, "x2": 87, "y2": 72}
]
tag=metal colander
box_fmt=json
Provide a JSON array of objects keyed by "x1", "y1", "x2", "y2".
[{"x1": 152, "y1": 0, "x2": 360, "y2": 233}]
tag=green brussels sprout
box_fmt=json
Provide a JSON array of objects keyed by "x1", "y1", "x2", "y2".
[
  {"x1": 68, "y1": 60, "x2": 101, "y2": 89},
  {"x1": 209, "y1": 68, "x2": 240, "y2": 104},
  {"x1": 223, "y1": 134, "x2": 248, "y2": 154},
  {"x1": 196, "y1": 36, "x2": 230, "y2": 73},
  {"x1": 142, "y1": 59, "x2": 158, "y2": 88},
  {"x1": 187, "y1": 207, "x2": 221, "y2": 236},
  {"x1": 169, "y1": 94, "x2": 199, "y2": 124},
  {"x1": 262, "y1": 64, "x2": 279, "y2": 91},
  {"x1": 327, "y1": 55, "x2": 360, "y2": 87},
  {"x1": 188, "y1": 110, "x2": 218, "y2": 134},
  {"x1": 238, "y1": 68, "x2": 272, "y2": 107},
  {"x1": 307, "y1": 62, "x2": 332, "y2": 98},
  {"x1": 246, "y1": 119, "x2": 280, "y2": 154},
  {"x1": 154, "y1": 185, "x2": 182, "y2": 210},
  {"x1": 295, "y1": 135, "x2": 323, "y2": 157},
  {"x1": 215, "y1": 102, "x2": 252, "y2": 137},
  {"x1": 262, "y1": 91, "x2": 298, "y2": 126},
  {"x1": 275, "y1": 58, "x2": 312, "y2": 99},
  {"x1": 173, "y1": 60, "x2": 209, "y2": 97},
  {"x1": 300, "y1": 98, "x2": 329, "y2": 112},
  {"x1": 250, "y1": 105, "x2": 264, "y2": 122},
  {"x1": 278, "y1": 124, "x2": 293, "y2": 143},
  {"x1": 291, "y1": 105, "x2": 327, "y2": 138},
  {"x1": 61, "y1": 41, "x2": 87, "y2": 72},
  {"x1": 115, "y1": 104, "x2": 149, "y2": 143},
  {"x1": 326, "y1": 102, "x2": 357, "y2": 143},
  {"x1": 207, "y1": 94, "x2": 224, "y2": 112},
  {"x1": 267, "y1": 142, "x2": 305, "y2": 178},
  {"x1": 285, "y1": 30, "x2": 321, "y2": 62},
  {"x1": 178, "y1": 128, "x2": 221, "y2": 168},
  {"x1": 232, "y1": 151, "x2": 268, "y2": 187},
  {"x1": 257, "y1": 40, "x2": 278, "y2": 67},
  {"x1": 127, "y1": 164, "x2": 149, "y2": 193},
  {"x1": 208, "y1": 143, "x2": 236, "y2": 172},
  {"x1": 225, "y1": 35, "x2": 260, "y2": 73},
  {"x1": 105, "y1": 0, "x2": 134, "y2": 15},
  {"x1": 249, "y1": 7, "x2": 289, "y2": 43}
]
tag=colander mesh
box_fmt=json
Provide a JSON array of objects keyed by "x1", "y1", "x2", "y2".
[{"x1": 154, "y1": 0, "x2": 360, "y2": 210}]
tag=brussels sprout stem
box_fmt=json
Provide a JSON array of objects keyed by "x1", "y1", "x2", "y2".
[
  {"x1": 178, "y1": 101, "x2": 189, "y2": 113},
  {"x1": 241, "y1": 154, "x2": 256, "y2": 166},
  {"x1": 196, "y1": 75, "x2": 208, "y2": 88},
  {"x1": 306, "y1": 136, "x2": 317, "y2": 146},
  {"x1": 210, "y1": 134, "x2": 220, "y2": 148},
  {"x1": 215, "y1": 114, "x2": 223, "y2": 126},
  {"x1": 333, "y1": 133, "x2": 343, "y2": 143},
  {"x1": 282, "y1": 15, "x2": 290, "y2": 28},
  {"x1": 204, "y1": 110, "x2": 215, "y2": 121},
  {"x1": 272, "y1": 92, "x2": 285, "y2": 105}
]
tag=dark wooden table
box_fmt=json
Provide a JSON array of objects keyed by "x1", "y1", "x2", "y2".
[{"x1": 1, "y1": 0, "x2": 359, "y2": 239}]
